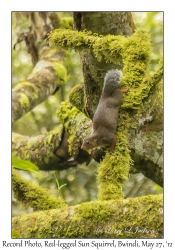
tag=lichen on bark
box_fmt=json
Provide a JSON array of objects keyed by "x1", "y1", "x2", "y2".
[{"x1": 12, "y1": 194, "x2": 163, "y2": 238}]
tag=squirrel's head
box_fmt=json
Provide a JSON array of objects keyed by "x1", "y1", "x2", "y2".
[{"x1": 81, "y1": 134, "x2": 98, "y2": 151}]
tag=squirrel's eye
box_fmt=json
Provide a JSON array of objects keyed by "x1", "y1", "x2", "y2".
[{"x1": 86, "y1": 141, "x2": 89, "y2": 144}]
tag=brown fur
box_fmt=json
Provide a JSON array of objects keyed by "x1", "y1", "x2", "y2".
[{"x1": 81, "y1": 69, "x2": 129, "y2": 153}]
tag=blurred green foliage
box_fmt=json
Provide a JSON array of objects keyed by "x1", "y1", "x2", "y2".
[
  {"x1": 132, "y1": 12, "x2": 163, "y2": 71},
  {"x1": 12, "y1": 12, "x2": 163, "y2": 216},
  {"x1": 12, "y1": 157, "x2": 39, "y2": 172}
]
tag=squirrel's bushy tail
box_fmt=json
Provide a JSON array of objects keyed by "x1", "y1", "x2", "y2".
[{"x1": 104, "y1": 69, "x2": 122, "y2": 87}]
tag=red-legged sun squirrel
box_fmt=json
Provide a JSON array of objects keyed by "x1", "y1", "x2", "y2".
[{"x1": 81, "y1": 69, "x2": 129, "y2": 153}]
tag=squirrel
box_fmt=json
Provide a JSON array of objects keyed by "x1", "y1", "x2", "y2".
[{"x1": 81, "y1": 69, "x2": 129, "y2": 153}]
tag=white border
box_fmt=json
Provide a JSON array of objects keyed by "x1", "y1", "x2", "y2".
[{"x1": 0, "y1": 0, "x2": 175, "y2": 247}]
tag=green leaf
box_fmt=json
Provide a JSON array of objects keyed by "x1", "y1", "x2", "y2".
[
  {"x1": 12, "y1": 157, "x2": 39, "y2": 172},
  {"x1": 54, "y1": 172, "x2": 67, "y2": 194}
]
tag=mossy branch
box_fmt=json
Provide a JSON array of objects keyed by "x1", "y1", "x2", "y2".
[
  {"x1": 49, "y1": 29, "x2": 150, "y2": 67},
  {"x1": 12, "y1": 126, "x2": 66, "y2": 171},
  {"x1": 12, "y1": 194, "x2": 163, "y2": 238},
  {"x1": 12, "y1": 44, "x2": 68, "y2": 127},
  {"x1": 56, "y1": 101, "x2": 90, "y2": 157},
  {"x1": 49, "y1": 28, "x2": 134, "y2": 65},
  {"x1": 67, "y1": 55, "x2": 163, "y2": 192},
  {"x1": 97, "y1": 111, "x2": 132, "y2": 200},
  {"x1": 49, "y1": 29, "x2": 162, "y2": 111},
  {"x1": 56, "y1": 101, "x2": 163, "y2": 188},
  {"x1": 12, "y1": 169, "x2": 67, "y2": 211},
  {"x1": 12, "y1": 125, "x2": 81, "y2": 171}
]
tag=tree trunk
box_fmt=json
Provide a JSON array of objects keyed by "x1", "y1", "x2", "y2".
[{"x1": 74, "y1": 12, "x2": 134, "y2": 118}]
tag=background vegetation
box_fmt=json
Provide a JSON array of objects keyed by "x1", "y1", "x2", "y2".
[{"x1": 12, "y1": 12, "x2": 163, "y2": 216}]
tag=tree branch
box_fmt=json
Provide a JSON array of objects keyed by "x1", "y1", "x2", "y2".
[
  {"x1": 12, "y1": 126, "x2": 78, "y2": 171},
  {"x1": 12, "y1": 12, "x2": 68, "y2": 126},
  {"x1": 12, "y1": 169, "x2": 67, "y2": 211},
  {"x1": 12, "y1": 91, "x2": 163, "y2": 187},
  {"x1": 12, "y1": 47, "x2": 69, "y2": 127},
  {"x1": 12, "y1": 194, "x2": 163, "y2": 238}
]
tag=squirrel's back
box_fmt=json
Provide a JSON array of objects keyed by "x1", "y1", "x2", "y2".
[
  {"x1": 92, "y1": 69, "x2": 123, "y2": 132},
  {"x1": 81, "y1": 69, "x2": 129, "y2": 153}
]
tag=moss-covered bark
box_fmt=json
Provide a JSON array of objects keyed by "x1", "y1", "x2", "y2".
[
  {"x1": 56, "y1": 102, "x2": 91, "y2": 159},
  {"x1": 12, "y1": 13, "x2": 68, "y2": 127},
  {"x1": 12, "y1": 49, "x2": 67, "y2": 127},
  {"x1": 12, "y1": 12, "x2": 163, "y2": 239},
  {"x1": 12, "y1": 194, "x2": 163, "y2": 238},
  {"x1": 79, "y1": 12, "x2": 134, "y2": 118},
  {"x1": 12, "y1": 169, "x2": 67, "y2": 211},
  {"x1": 50, "y1": 12, "x2": 134, "y2": 118},
  {"x1": 74, "y1": 12, "x2": 134, "y2": 36},
  {"x1": 12, "y1": 96, "x2": 163, "y2": 186},
  {"x1": 12, "y1": 126, "x2": 67, "y2": 171},
  {"x1": 128, "y1": 65, "x2": 163, "y2": 186},
  {"x1": 13, "y1": 23, "x2": 163, "y2": 187}
]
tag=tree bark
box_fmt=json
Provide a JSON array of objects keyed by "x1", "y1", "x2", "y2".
[
  {"x1": 74, "y1": 12, "x2": 134, "y2": 118},
  {"x1": 12, "y1": 126, "x2": 77, "y2": 171},
  {"x1": 12, "y1": 98, "x2": 163, "y2": 187},
  {"x1": 12, "y1": 169, "x2": 67, "y2": 210},
  {"x1": 13, "y1": 12, "x2": 163, "y2": 185},
  {"x1": 12, "y1": 12, "x2": 67, "y2": 126},
  {"x1": 12, "y1": 194, "x2": 163, "y2": 238}
]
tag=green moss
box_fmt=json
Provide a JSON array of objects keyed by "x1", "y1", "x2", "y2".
[
  {"x1": 119, "y1": 30, "x2": 151, "y2": 108},
  {"x1": 97, "y1": 121, "x2": 132, "y2": 200},
  {"x1": 12, "y1": 229, "x2": 20, "y2": 238},
  {"x1": 12, "y1": 169, "x2": 67, "y2": 211},
  {"x1": 49, "y1": 29, "x2": 160, "y2": 111},
  {"x1": 76, "y1": 200, "x2": 114, "y2": 222},
  {"x1": 93, "y1": 34, "x2": 123, "y2": 64},
  {"x1": 51, "y1": 28, "x2": 162, "y2": 201},
  {"x1": 19, "y1": 93, "x2": 30, "y2": 109},
  {"x1": 69, "y1": 84, "x2": 85, "y2": 113},
  {"x1": 15, "y1": 81, "x2": 39, "y2": 104},
  {"x1": 49, "y1": 29, "x2": 97, "y2": 51},
  {"x1": 52, "y1": 62, "x2": 67, "y2": 85},
  {"x1": 12, "y1": 194, "x2": 163, "y2": 238},
  {"x1": 44, "y1": 126, "x2": 63, "y2": 145},
  {"x1": 22, "y1": 81, "x2": 37, "y2": 89},
  {"x1": 56, "y1": 102, "x2": 90, "y2": 155},
  {"x1": 95, "y1": 31, "x2": 162, "y2": 200},
  {"x1": 49, "y1": 29, "x2": 149, "y2": 65}
]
